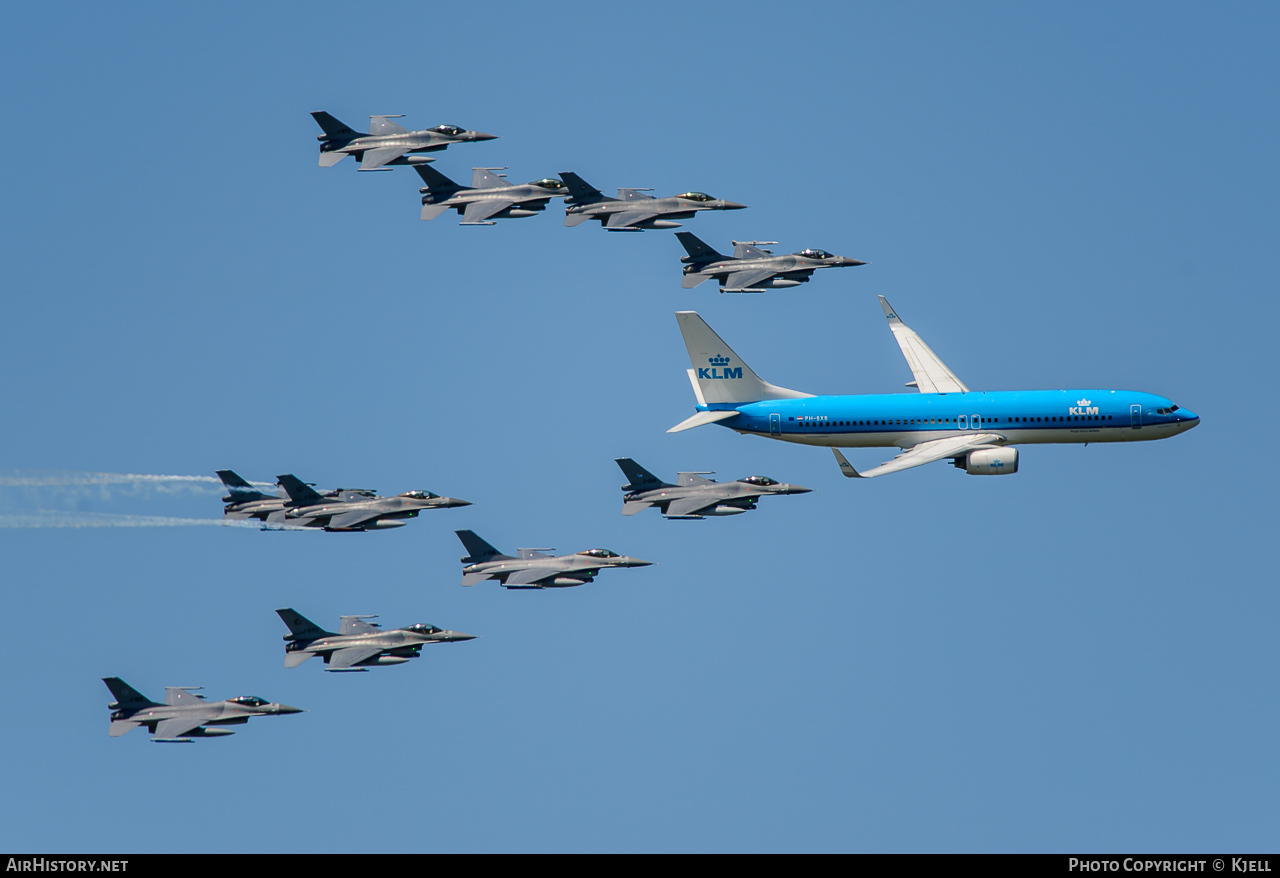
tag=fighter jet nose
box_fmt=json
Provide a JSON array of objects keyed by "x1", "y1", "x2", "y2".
[
  {"x1": 785, "y1": 484, "x2": 813, "y2": 494},
  {"x1": 274, "y1": 704, "x2": 304, "y2": 715},
  {"x1": 843, "y1": 258, "x2": 867, "y2": 267},
  {"x1": 444, "y1": 498, "x2": 473, "y2": 508},
  {"x1": 449, "y1": 631, "x2": 478, "y2": 642},
  {"x1": 625, "y1": 558, "x2": 654, "y2": 567},
  {"x1": 471, "y1": 132, "x2": 499, "y2": 141},
  {"x1": 723, "y1": 201, "x2": 748, "y2": 210}
]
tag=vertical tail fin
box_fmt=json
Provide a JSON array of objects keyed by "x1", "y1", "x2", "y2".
[
  {"x1": 455, "y1": 530, "x2": 511, "y2": 564},
  {"x1": 102, "y1": 677, "x2": 156, "y2": 708},
  {"x1": 311, "y1": 111, "x2": 362, "y2": 140},
  {"x1": 675, "y1": 231, "x2": 726, "y2": 263},
  {"x1": 276, "y1": 475, "x2": 325, "y2": 505},
  {"x1": 615, "y1": 458, "x2": 671, "y2": 493},
  {"x1": 276, "y1": 608, "x2": 333, "y2": 640},
  {"x1": 560, "y1": 171, "x2": 609, "y2": 205},
  {"x1": 414, "y1": 164, "x2": 462, "y2": 193},
  {"x1": 217, "y1": 470, "x2": 270, "y2": 501},
  {"x1": 675, "y1": 312, "x2": 810, "y2": 405}
]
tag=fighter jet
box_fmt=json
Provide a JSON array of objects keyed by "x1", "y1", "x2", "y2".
[
  {"x1": 455, "y1": 529, "x2": 652, "y2": 589},
  {"x1": 413, "y1": 166, "x2": 568, "y2": 225},
  {"x1": 311, "y1": 111, "x2": 497, "y2": 170},
  {"x1": 102, "y1": 677, "x2": 301, "y2": 743},
  {"x1": 615, "y1": 458, "x2": 811, "y2": 519},
  {"x1": 676, "y1": 232, "x2": 866, "y2": 293},
  {"x1": 272, "y1": 474, "x2": 470, "y2": 531},
  {"x1": 217, "y1": 470, "x2": 380, "y2": 526},
  {"x1": 560, "y1": 171, "x2": 747, "y2": 231},
  {"x1": 276, "y1": 609, "x2": 476, "y2": 672}
]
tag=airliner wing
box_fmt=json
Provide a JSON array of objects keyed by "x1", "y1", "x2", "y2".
[
  {"x1": 832, "y1": 433, "x2": 1002, "y2": 478},
  {"x1": 879, "y1": 296, "x2": 969, "y2": 394}
]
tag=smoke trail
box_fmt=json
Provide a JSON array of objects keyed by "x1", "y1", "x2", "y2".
[
  {"x1": 0, "y1": 511, "x2": 313, "y2": 529},
  {"x1": 0, "y1": 471, "x2": 273, "y2": 489}
]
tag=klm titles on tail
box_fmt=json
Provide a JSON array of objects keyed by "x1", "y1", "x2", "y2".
[{"x1": 669, "y1": 297, "x2": 1199, "y2": 479}]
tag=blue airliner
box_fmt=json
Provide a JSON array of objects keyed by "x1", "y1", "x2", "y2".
[{"x1": 669, "y1": 297, "x2": 1199, "y2": 478}]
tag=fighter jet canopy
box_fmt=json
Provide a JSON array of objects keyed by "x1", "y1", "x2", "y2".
[
  {"x1": 530, "y1": 178, "x2": 565, "y2": 189},
  {"x1": 676, "y1": 192, "x2": 714, "y2": 201},
  {"x1": 431, "y1": 124, "x2": 465, "y2": 136},
  {"x1": 399, "y1": 491, "x2": 439, "y2": 500},
  {"x1": 403, "y1": 623, "x2": 444, "y2": 635},
  {"x1": 228, "y1": 696, "x2": 269, "y2": 706},
  {"x1": 739, "y1": 476, "x2": 779, "y2": 486},
  {"x1": 797, "y1": 248, "x2": 834, "y2": 259},
  {"x1": 578, "y1": 548, "x2": 621, "y2": 558}
]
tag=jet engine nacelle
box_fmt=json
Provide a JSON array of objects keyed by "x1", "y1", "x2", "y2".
[
  {"x1": 962, "y1": 447, "x2": 1019, "y2": 475},
  {"x1": 704, "y1": 505, "x2": 749, "y2": 516}
]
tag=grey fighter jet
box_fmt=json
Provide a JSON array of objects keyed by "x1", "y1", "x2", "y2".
[
  {"x1": 311, "y1": 111, "x2": 497, "y2": 170},
  {"x1": 102, "y1": 677, "x2": 301, "y2": 743},
  {"x1": 676, "y1": 232, "x2": 866, "y2": 293},
  {"x1": 413, "y1": 166, "x2": 568, "y2": 225},
  {"x1": 560, "y1": 171, "x2": 746, "y2": 231},
  {"x1": 276, "y1": 609, "x2": 475, "y2": 672},
  {"x1": 615, "y1": 458, "x2": 811, "y2": 519},
  {"x1": 217, "y1": 470, "x2": 380, "y2": 526},
  {"x1": 273, "y1": 474, "x2": 470, "y2": 531},
  {"x1": 455, "y1": 530, "x2": 652, "y2": 589}
]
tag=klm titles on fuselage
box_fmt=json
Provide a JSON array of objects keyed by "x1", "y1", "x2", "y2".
[
  {"x1": 698, "y1": 356, "x2": 742, "y2": 380},
  {"x1": 1070, "y1": 398, "x2": 1100, "y2": 416}
]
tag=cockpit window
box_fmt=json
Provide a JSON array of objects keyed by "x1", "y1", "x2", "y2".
[
  {"x1": 432, "y1": 125, "x2": 464, "y2": 136},
  {"x1": 400, "y1": 491, "x2": 438, "y2": 500},
  {"x1": 797, "y1": 249, "x2": 833, "y2": 259},
  {"x1": 676, "y1": 192, "x2": 713, "y2": 201},
  {"x1": 1170, "y1": 405, "x2": 1180, "y2": 412},
  {"x1": 229, "y1": 696, "x2": 268, "y2": 707},
  {"x1": 579, "y1": 549, "x2": 620, "y2": 558},
  {"x1": 530, "y1": 178, "x2": 564, "y2": 190},
  {"x1": 404, "y1": 623, "x2": 442, "y2": 634},
  {"x1": 739, "y1": 476, "x2": 778, "y2": 486}
]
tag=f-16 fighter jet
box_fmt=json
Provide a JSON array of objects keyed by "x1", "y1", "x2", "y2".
[
  {"x1": 615, "y1": 458, "x2": 811, "y2": 519},
  {"x1": 560, "y1": 171, "x2": 746, "y2": 231},
  {"x1": 455, "y1": 530, "x2": 652, "y2": 589},
  {"x1": 676, "y1": 232, "x2": 866, "y2": 293},
  {"x1": 272, "y1": 474, "x2": 470, "y2": 531},
  {"x1": 217, "y1": 470, "x2": 380, "y2": 525},
  {"x1": 276, "y1": 609, "x2": 476, "y2": 672},
  {"x1": 102, "y1": 677, "x2": 301, "y2": 743},
  {"x1": 311, "y1": 111, "x2": 497, "y2": 170},
  {"x1": 413, "y1": 165, "x2": 568, "y2": 225}
]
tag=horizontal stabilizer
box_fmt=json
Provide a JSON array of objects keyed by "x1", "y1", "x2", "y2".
[
  {"x1": 108, "y1": 720, "x2": 141, "y2": 737},
  {"x1": 319, "y1": 151, "x2": 346, "y2": 167},
  {"x1": 622, "y1": 500, "x2": 651, "y2": 516},
  {"x1": 284, "y1": 651, "x2": 311, "y2": 669},
  {"x1": 668, "y1": 410, "x2": 739, "y2": 433},
  {"x1": 564, "y1": 212, "x2": 592, "y2": 227},
  {"x1": 461, "y1": 572, "x2": 490, "y2": 587},
  {"x1": 421, "y1": 203, "x2": 451, "y2": 221}
]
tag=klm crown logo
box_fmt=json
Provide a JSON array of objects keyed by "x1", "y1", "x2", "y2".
[
  {"x1": 1069, "y1": 397, "x2": 1099, "y2": 415},
  {"x1": 1077, "y1": 398, "x2": 1091, "y2": 407},
  {"x1": 698, "y1": 354, "x2": 742, "y2": 381}
]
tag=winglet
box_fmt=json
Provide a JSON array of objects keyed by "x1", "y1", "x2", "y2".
[{"x1": 832, "y1": 448, "x2": 863, "y2": 479}]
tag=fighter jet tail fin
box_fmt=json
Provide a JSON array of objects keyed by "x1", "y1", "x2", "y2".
[
  {"x1": 675, "y1": 311, "x2": 812, "y2": 405},
  {"x1": 276, "y1": 608, "x2": 334, "y2": 640},
  {"x1": 217, "y1": 470, "x2": 271, "y2": 502},
  {"x1": 276, "y1": 475, "x2": 326, "y2": 505},
  {"x1": 560, "y1": 171, "x2": 609, "y2": 205},
  {"x1": 456, "y1": 530, "x2": 512, "y2": 565},
  {"x1": 414, "y1": 164, "x2": 462, "y2": 194},
  {"x1": 311, "y1": 111, "x2": 361, "y2": 140},
  {"x1": 675, "y1": 231, "x2": 726, "y2": 263},
  {"x1": 615, "y1": 458, "x2": 671, "y2": 493},
  {"x1": 102, "y1": 677, "x2": 157, "y2": 709}
]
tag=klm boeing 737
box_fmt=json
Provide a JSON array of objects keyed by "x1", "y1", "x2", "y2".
[{"x1": 669, "y1": 297, "x2": 1199, "y2": 478}]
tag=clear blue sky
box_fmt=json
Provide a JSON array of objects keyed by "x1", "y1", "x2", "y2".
[{"x1": 1, "y1": 1, "x2": 1276, "y2": 853}]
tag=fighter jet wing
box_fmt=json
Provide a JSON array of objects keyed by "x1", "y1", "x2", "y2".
[
  {"x1": 368, "y1": 115, "x2": 409, "y2": 136},
  {"x1": 504, "y1": 568, "x2": 556, "y2": 587},
  {"x1": 879, "y1": 295, "x2": 969, "y2": 393},
  {"x1": 832, "y1": 434, "x2": 1003, "y2": 478},
  {"x1": 470, "y1": 168, "x2": 509, "y2": 189},
  {"x1": 153, "y1": 717, "x2": 205, "y2": 740},
  {"x1": 360, "y1": 147, "x2": 405, "y2": 170},
  {"x1": 722, "y1": 269, "x2": 777, "y2": 292},
  {"x1": 339, "y1": 616, "x2": 380, "y2": 635},
  {"x1": 606, "y1": 211, "x2": 659, "y2": 229},
  {"x1": 327, "y1": 646, "x2": 384, "y2": 670},
  {"x1": 325, "y1": 509, "x2": 381, "y2": 530},
  {"x1": 617, "y1": 189, "x2": 655, "y2": 201},
  {"x1": 462, "y1": 200, "x2": 514, "y2": 224},
  {"x1": 665, "y1": 497, "x2": 714, "y2": 517}
]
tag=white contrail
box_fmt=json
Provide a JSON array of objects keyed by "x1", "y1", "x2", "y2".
[
  {"x1": 0, "y1": 471, "x2": 273, "y2": 488},
  {"x1": 0, "y1": 512, "x2": 314, "y2": 529}
]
